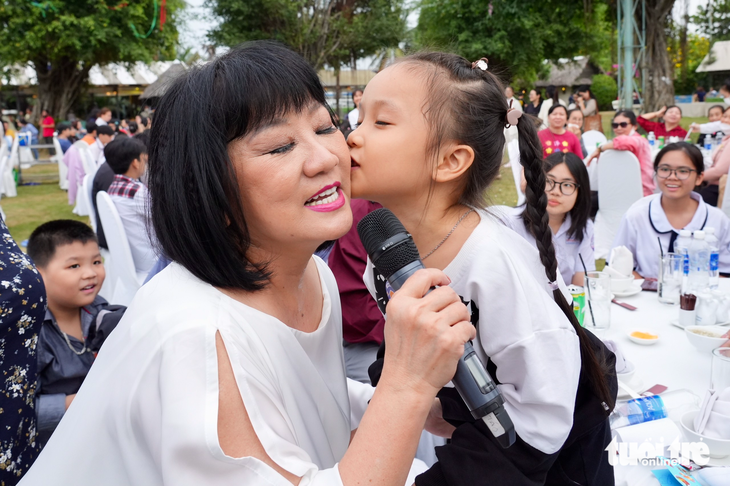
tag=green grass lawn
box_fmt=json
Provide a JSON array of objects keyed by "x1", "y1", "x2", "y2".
[{"x1": 3, "y1": 164, "x2": 87, "y2": 245}]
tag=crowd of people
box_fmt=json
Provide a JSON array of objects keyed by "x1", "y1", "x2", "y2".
[{"x1": 2, "y1": 41, "x2": 730, "y2": 486}]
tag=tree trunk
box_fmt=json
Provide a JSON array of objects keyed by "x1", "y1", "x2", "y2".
[
  {"x1": 335, "y1": 67, "x2": 341, "y2": 120},
  {"x1": 643, "y1": 0, "x2": 676, "y2": 111},
  {"x1": 32, "y1": 56, "x2": 91, "y2": 121}
]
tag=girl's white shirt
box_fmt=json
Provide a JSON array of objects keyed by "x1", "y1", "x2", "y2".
[
  {"x1": 19, "y1": 258, "x2": 397, "y2": 486},
  {"x1": 347, "y1": 109, "x2": 359, "y2": 130},
  {"x1": 494, "y1": 206, "x2": 596, "y2": 286},
  {"x1": 364, "y1": 210, "x2": 580, "y2": 454},
  {"x1": 609, "y1": 192, "x2": 730, "y2": 278}
]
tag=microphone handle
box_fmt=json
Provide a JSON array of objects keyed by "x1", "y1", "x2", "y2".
[{"x1": 386, "y1": 263, "x2": 516, "y2": 448}]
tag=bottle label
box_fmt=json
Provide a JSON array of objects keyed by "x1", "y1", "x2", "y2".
[
  {"x1": 710, "y1": 253, "x2": 719, "y2": 272},
  {"x1": 627, "y1": 395, "x2": 667, "y2": 425},
  {"x1": 683, "y1": 253, "x2": 690, "y2": 275}
]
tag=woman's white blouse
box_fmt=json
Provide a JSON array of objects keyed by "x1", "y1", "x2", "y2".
[
  {"x1": 20, "y1": 258, "x2": 370, "y2": 486},
  {"x1": 609, "y1": 193, "x2": 730, "y2": 278},
  {"x1": 495, "y1": 206, "x2": 595, "y2": 285}
]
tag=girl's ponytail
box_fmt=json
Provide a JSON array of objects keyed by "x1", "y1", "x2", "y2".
[{"x1": 516, "y1": 114, "x2": 616, "y2": 412}]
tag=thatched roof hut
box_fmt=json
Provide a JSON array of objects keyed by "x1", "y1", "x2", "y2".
[
  {"x1": 535, "y1": 56, "x2": 602, "y2": 89},
  {"x1": 140, "y1": 63, "x2": 187, "y2": 101}
]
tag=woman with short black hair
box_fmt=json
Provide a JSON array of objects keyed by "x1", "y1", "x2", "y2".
[{"x1": 20, "y1": 41, "x2": 474, "y2": 486}]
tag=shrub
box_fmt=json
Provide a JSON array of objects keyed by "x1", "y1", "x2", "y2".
[{"x1": 591, "y1": 74, "x2": 618, "y2": 111}]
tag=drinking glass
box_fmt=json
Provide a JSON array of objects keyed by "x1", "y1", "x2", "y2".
[
  {"x1": 584, "y1": 271, "x2": 611, "y2": 332},
  {"x1": 711, "y1": 347, "x2": 730, "y2": 391},
  {"x1": 658, "y1": 253, "x2": 684, "y2": 305}
]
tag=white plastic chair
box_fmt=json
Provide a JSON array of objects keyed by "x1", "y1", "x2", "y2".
[
  {"x1": 593, "y1": 150, "x2": 644, "y2": 259},
  {"x1": 83, "y1": 174, "x2": 97, "y2": 231},
  {"x1": 2, "y1": 136, "x2": 18, "y2": 198},
  {"x1": 96, "y1": 192, "x2": 146, "y2": 306},
  {"x1": 506, "y1": 139, "x2": 526, "y2": 206},
  {"x1": 582, "y1": 130, "x2": 608, "y2": 153},
  {"x1": 72, "y1": 143, "x2": 97, "y2": 216},
  {"x1": 53, "y1": 136, "x2": 69, "y2": 190},
  {"x1": 77, "y1": 143, "x2": 96, "y2": 177},
  {"x1": 73, "y1": 174, "x2": 91, "y2": 217}
]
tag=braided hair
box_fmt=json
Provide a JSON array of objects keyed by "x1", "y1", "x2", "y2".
[{"x1": 398, "y1": 52, "x2": 615, "y2": 411}]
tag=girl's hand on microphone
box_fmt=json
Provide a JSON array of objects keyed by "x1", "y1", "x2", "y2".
[{"x1": 380, "y1": 268, "x2": 475, "y2": 398}]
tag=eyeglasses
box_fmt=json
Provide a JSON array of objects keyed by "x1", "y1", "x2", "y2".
[
  {"x1": 656, "y1": 166, "x2": 697, "y2": 180},
  {"x1": 546, "y1": 178, "x2": 579, "y2": 196},
  {"x1": 611, "y1": 122, "x2": 630, "y2": 129}
]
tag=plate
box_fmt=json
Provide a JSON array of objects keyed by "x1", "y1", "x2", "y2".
[
  {"x1": 613, "y1": 285, "x2": 642, "y2": 298},
  {"x1": 628, "y1": 329, "x2": 660, "y2": 345},
  {"x1": 705, "y1": 454, "x2": 730, "y2": 467},
  {"x1": 671, "y1": 318, "x2": 730, "y2": 330}
]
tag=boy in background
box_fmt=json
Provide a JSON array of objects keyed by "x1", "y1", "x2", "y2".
[
  {"x1": 27, "y1": 220, "x2": 125, "y2": 445},
  {"x1": 105, "y1": 137, "x2": 156, "y2": 275}
]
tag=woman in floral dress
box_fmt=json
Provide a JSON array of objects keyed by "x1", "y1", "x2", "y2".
[{"x1": 0, "y1": 219, "x2": 45, "y2": 484}]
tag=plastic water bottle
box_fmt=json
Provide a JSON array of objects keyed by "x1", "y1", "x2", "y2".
[
  {"x1": 688, "y1": 230, "x2": 710, "y2": 292},
  {"x1": 648, "y1": 131, "x2": 656, "y2": 148},
  {"x1": 705, "y1": 135, "x2": 714, "y2": 152},
  {"x1": 706, "y1": 227, "x2": 720, "y2": 289},
  {"x1": 610, "y1": 395, "x2": 667, "y2": 428},
  {"x1": 658, "y1": 135, "x2": 665, "y2": 149},
  {"x1": 675, "y1": 229, "x2": 692, "y2": 285}
]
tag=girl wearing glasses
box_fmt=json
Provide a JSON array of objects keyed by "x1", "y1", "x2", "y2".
[
  {"x1": 586, "y1": 110, "x2": 654, "y2": 196},
  {"x1": 498, "y1": 152, "x2": 594, "y2": 286},
  {"x1": 610, "y1": 142, "x2": 730, "y2": 279}
]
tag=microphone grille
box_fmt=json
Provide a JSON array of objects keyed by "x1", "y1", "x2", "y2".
[{"x1": 357, "y1": 208, "x2": 421, "y2": 279}]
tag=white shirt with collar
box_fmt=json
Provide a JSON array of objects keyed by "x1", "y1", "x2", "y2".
[
  {"x1": 495, "y1": 206, "x2": 595, "y2": 286},
  {"x1": 95, "y1": 117, "x2": 108, "y2": 126},
  {"x1": 609, "y1": 192, "x2": 730, "y2": 278},
  {"x1": 88, "y1": 138, "x2": 106, "y2": 166}
]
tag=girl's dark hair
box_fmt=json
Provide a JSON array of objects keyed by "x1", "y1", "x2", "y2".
[
  {"x1": 654, "y1": 142, "x2": 704, "y2": 175},
  {"x1": 576, "y1": 85, "x2": 596, "y2": 99},
  {"x1": 567, "y1": 108, "x2": 584, "y2": 126},
  {"x1": 352, "y1": 89, "x2": 363, "y2": 108},
  {"x1": 543, "y1": 152, "x2": 591, "y2": 241},
  {"x1": 398, "y1": 52, "x2": 615, "y2": 411},
  {"x1": 709, "y1": 104, "x2": 725, "y2": 116},
  {"x1": 613, "y1": 110, "x2": 637, "y2": 126},
  {"x1": 545, "y1": 85, "x2": 560, "y2": 104},
  {"x1": 148, "y1": 41, "x2": 331, "y2": 291},
  {"x1": 139, "y1": 116, "x2": 149, "y2": 128},
  {"x1": 127, "y1": 120, "x2": 139, "y2": 134},
  {"x1": 547, "y1": 103, "x2": 568, "y2": 117}
]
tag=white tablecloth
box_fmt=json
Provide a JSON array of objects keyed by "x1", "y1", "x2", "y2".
[{"x1": 600, "y1": 280, "x2": 730, "y2": 485}]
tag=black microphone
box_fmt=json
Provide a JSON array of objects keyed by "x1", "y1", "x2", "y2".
[{"x1": 357, "y1": 208, "x2": 516, "y2": 448}]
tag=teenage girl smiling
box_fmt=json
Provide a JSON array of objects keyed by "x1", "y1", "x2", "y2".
[
  {"x1": 349, "y1": 53, "x2": 616, "y2": 485},
  {"x1": 611, "y1": 142, "x2": 730, "y2": 279},
  {"x1": 498, "y1": 152, "x2": 594, "y2": 287}
]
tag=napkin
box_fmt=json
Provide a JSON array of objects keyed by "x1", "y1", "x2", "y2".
[
  {"x1": 603, "y1": 340, "x2": 628, "y2": 374},
  {"x1": 694, "y1": 387, "x2": 730, "y2": 440},
  {"x1": 614, "y1": 418, "x2": 681, "y2": 446},
  {"x1": 608, "y1": 246, "x2": 634, "y2": 278}
]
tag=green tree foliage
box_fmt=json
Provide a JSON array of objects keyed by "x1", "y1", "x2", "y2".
[
  {"x1": 669, "y1": 33, "x2": 711, "y2": 94},
  {"x1": 591, "y1": 74, "x2": 617, "y2": 110},
  {"x1": 207, "y1": 0, "x2": 406, "y2": 71},
  {"x1": 414, "y1": 0, "x2": 612, "y2": 84},
  {"x1": 0, "y1": 0, "x2": 181, "y2": 119},
  {"x1": 693, "y1": 0, "x2": 730, "y2": 41}
]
